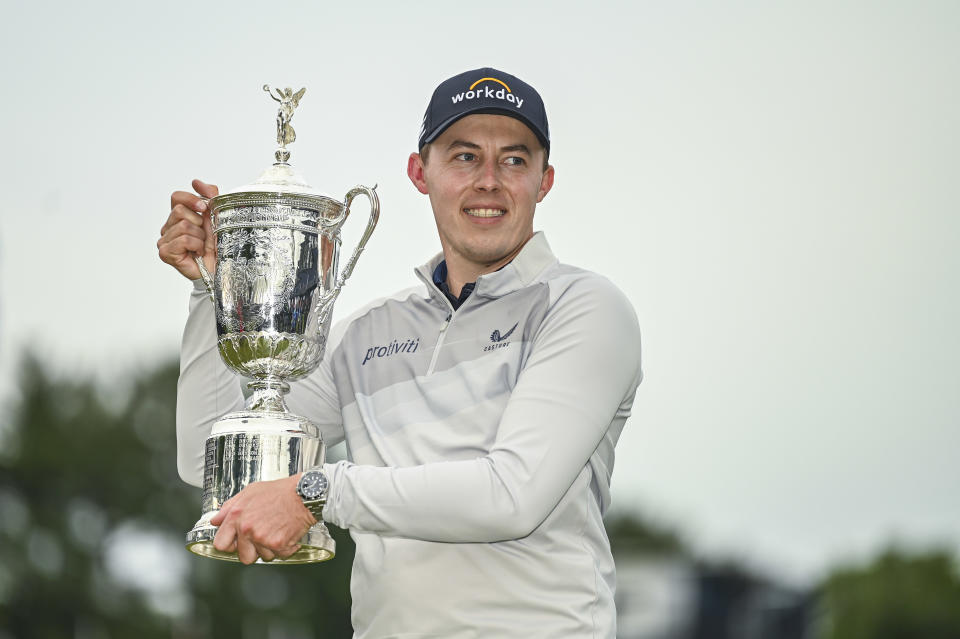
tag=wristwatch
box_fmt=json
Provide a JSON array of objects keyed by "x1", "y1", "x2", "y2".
[{"x1": 296, "y1": 468, "x2": 328, "y2": 520}]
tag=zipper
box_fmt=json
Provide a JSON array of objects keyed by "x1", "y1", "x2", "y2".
[{"x1": 426, "y1": 312, "x2": 452, "y2": 375}]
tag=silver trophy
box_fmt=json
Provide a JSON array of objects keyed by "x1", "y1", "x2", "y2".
[{"x1": 185, "y1": 85, "x2": 379, "y2": 563}]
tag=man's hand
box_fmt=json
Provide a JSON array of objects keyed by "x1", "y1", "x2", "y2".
[
  {"x1": 158, "y1": 179, "x2": 219, "y2": 281},
  {"x1": 210, "y1": 474, "x2": 317, "y2": 565}
]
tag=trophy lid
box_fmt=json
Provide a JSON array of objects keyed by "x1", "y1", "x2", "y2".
[
  {"x1": 220, "y1": 85, "x2": 335, "y2": 201},
  {"x1": 223, "y1": 161, "x2": 333, "y2": 199}
]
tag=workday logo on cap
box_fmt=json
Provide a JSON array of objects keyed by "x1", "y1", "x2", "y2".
[
  {"x1": 451, "y1": 76, "x2": 525, "y2": 109},
  {"x1": 418, "y1": 67, "x2": 550, "y2": 153}
]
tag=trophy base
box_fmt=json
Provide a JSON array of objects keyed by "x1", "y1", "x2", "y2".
[
  {"x1": 186, "y1": 514, "x2": 336, "y2": 564},
  {"x1": 185, "y1": 411, "x2": 333, "y2": 564}
]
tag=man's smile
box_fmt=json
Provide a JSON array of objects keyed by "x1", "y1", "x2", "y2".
[{"x1": 464, "y1": 207, "x2": 506, "y2": 218}]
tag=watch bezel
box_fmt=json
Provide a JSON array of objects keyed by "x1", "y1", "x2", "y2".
[{"x1": 297, "y1": 469, "x2": 328, "y2": 502}]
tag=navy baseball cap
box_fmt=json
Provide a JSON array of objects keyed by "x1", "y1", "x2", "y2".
[{"x1": 418, "y1": 67, "x2": 550, "y2": 155}]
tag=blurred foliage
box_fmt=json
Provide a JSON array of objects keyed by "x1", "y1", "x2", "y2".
[
  {"x1": 818, "y1": 547, "x2": 960, "y2": 639},
  {"x1": 606, "y1": 511, "x2": 687, "y2": 557},
  {"x1": 0, "y1": 355, "x2": 354, "y2": 639},
  {"x1": 23, "y1": 354, "x2": 953, "y2": 638}
]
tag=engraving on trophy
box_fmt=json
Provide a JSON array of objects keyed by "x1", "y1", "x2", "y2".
[
  {"x1": 201, "y1": 438, "x2": 217, "y2": 506},
  {"x1": 185, "y1": 84, "x2": 380, "y2": 564}
]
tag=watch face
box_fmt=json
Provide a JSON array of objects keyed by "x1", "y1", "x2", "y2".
[{"x1": 299, "y1": 471, "x2": 328, "y2": 500}]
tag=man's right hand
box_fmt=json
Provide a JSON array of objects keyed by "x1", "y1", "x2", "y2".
[{"x1": 158, "y1": 179, "x2": 219, "y2": 281}]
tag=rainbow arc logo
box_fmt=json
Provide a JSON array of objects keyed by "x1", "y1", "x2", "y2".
[
  {"x1": 469, "y1": 77, "x2": 512, "y2": 92},
  {"x1": 451, "y1": 76, "x2": 524, "y2": 108}
]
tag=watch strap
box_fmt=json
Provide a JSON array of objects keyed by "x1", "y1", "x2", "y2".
[{"x1": 302, "y1": 499, "x2": 325, "y2": 521}]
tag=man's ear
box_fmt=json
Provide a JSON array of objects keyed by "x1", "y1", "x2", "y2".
[
  {"x1": 536, "y1": 164, "x2": 555, "y2": 203},
  {"x1": 407, "y1": 152, "x2": 429, "y2": 194}
]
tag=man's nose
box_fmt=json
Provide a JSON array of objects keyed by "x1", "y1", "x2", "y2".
[{"x1": 473, "y1": 158, "x2": 501, "y2": 191}]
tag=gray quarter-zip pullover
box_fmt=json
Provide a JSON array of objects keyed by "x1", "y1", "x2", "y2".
[{"x1": 177, "y1": 232, "x2": 643, "y2": 638}]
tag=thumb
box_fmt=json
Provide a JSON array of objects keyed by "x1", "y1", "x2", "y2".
[{"x1": 192, "y1": 178, "x2": 220, "y2": 200}]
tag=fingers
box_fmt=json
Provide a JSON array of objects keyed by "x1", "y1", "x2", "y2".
[
  {"x1": 254, "y1": 543, "x2": 277, "y2": 562},
  {"x1": 237, "y1": 535, "x2": 260, "y2": 565},
  {"x1": 160, "y1": 180, "x2": 219, "y2": 281},
  {"x1": 214, "y1": 528, "x2": 296, "y2": 564},
  {"x1": 275, "y1": 543, "x2": 301, "y2": 560},
  {"x1": 159, "y1": 217, "x2": 206, "y2": 251},
  {"x1": 157, "y1": 232, "x2": 204, "y2": 256},
  {"x1": 213, "y1": 508, "x2": 270, "y2": 564},
  {"x1": 212, "y1": 521, "x2": 237, "y2": 554},
  {"x1": 210, "y1": 498, "x2": 234, "y2": 527},
  {"x1": 160, "y1": 203, "x2": 205, "y2": 236},
  {"x1": 211, "y1": 495, "x2": 299, "y2": 564},
  {"x1": 209, "y1": 478, "x2": 314, "y2": 564},
  {"x1": 157, "y1": 236, "x2": 206, "y2": 283}
]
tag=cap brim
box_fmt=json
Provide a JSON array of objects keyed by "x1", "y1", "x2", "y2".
[{"x1": 420, "y1": 107, "x2": 550, "y2": 152}]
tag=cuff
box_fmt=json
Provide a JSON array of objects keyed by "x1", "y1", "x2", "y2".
[{"x1": 321, "y1": 460, "x2": 350, "y2": 527}]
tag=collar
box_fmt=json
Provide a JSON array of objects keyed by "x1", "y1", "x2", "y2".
[
  {"x1": 432, "y1": 261, "x2": 475, "y2": 310},
  {"x1": 415, "y1": 231, "x2": 559, "y2": 306}
]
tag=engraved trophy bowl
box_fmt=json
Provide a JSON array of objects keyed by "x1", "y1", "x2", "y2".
[{"x1": 185, "y1": 86, "x2": 379, "y2": 564}]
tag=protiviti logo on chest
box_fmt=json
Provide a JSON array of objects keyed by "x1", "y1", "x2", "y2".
[
  {"x1": 451, "y1": 77, "x2": 524, "y2": 109},
  {"x1": 362, "y1": 338, "x2": 420, "y2": 366}
]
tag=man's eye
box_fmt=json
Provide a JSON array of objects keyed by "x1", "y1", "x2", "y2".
[
  {"x1": 455, "y1": 153, "x2": 476, "y2": 162},
  {"x1": 504, "y1": 156, "x2": 526, "y2": 166}
]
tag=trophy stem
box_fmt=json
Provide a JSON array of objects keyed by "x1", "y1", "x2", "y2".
[{"x1": 247, "y1": 377, "x2": 291, "y2": 412}]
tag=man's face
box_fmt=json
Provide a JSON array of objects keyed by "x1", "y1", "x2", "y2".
[{"x1": 407, "y1": 114, "x2": 554, "y2": 276}]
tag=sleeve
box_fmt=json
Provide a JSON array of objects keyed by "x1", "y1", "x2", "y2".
[
  {"x1": 321, "y1": 277, "x2": 642, "y2": 542},
  {"x1": 175, "y1": 280, "x2": 345, "y2": 487}
]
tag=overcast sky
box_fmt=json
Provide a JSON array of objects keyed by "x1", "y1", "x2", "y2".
[{"x1": 1, "y1": 1, "x2": 957, "y2": 585}]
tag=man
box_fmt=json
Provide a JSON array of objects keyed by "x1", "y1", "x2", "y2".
[{"x1": 158, "y1": 67, "x2": 642, "y2": 638}]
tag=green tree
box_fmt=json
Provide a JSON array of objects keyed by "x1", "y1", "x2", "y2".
[
  {"x1": 818, "y1": 547, "x2": 960, "y2": 639},
  {"x1": 0, "y1": 355, "x2": 354, "y2": 639},
  {"x1": 605, "y1": 512, "x2": 687, "y2": 557}
]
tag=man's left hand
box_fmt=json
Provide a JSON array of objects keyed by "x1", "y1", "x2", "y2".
[{"x1": 211, "y1": 474, "x2": 317, "y2": 564}]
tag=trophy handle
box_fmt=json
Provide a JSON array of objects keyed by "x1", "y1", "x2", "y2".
[
  {"x1": 314, "y1": 184, "x2": 380, "y2": 328},
  {"x1": 336, "y1": 184, "x2": 380, "y2": 285},
  {"x1": 194, "y1": 256, "x2": 215, "y2": 303},
  {"x1": 193, "y1": 198, "x2": 216, "y2": 302}
]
